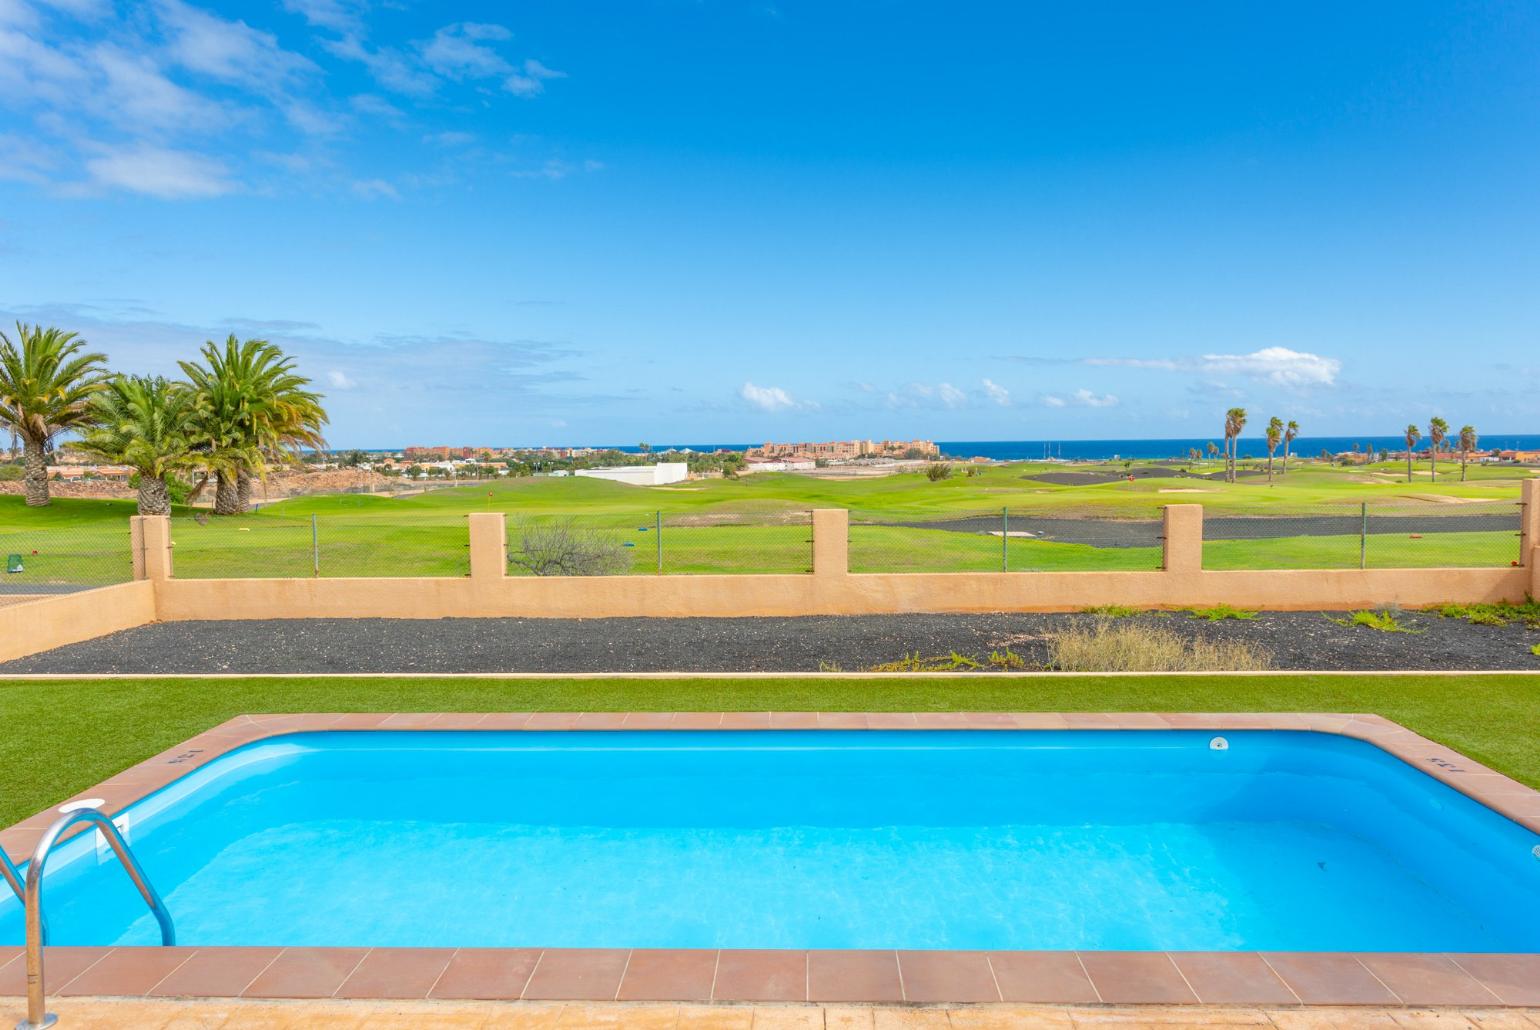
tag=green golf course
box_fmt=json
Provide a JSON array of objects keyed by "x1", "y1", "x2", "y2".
[{"x1": 0, "y1": 458, "x2": 1529, "y2": 585}]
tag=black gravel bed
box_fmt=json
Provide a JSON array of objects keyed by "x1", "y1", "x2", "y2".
[{"x1": 2, "y1": 611, "x2": 1536, "y2": 674}]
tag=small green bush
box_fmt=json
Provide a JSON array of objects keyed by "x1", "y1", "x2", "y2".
[
  {"x1": 1187, "y1": 605, "x2": 1258, "y2": 621},
  {"x1": 1330, "y1": 610, "x2": 1419, "y2": 633},
  {"x1": 1082, "y1": 605, "x2": 1143, "y2": 618},
  {"x1": 1432, "y1": 598, "x2": 1540, "y2": 629}
]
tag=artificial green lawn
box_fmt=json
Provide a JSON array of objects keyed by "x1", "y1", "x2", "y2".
[
  {"x1": 0, "y1": 458, "x2": 1529, "y2": 583},
  {"x1": 1, "y1": 673, "x2": 1537, "y2": 827}
]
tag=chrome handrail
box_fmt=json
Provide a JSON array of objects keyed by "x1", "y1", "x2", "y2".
[
  {"x1": 17, "y1": 809, "x2": 175, "y2": 1030},
  {"x1": 0, "y1": 847, "x2": 24, "y2": 906},
  {"x1": 2, "y1": 847, "x2": 48, "y2": 948}
]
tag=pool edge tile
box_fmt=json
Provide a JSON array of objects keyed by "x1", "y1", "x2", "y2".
[
  {"x1": 240, "y1": 947, "x2": 370, "y2": 999},
  {"x1": 147, "y1": 947, "x2": 283, "y2": 998},
  {"x1": 896, "y1": 950, "x2": 1001, "y2": 1003},
  {"x1": 1170, "y1": 952, "x2": 1299, "y2": 1005},
  {"x1": 807, "y1": 950, "x2": 902, "y2": 1003},
  {"x1": 335, "y1": 947, "x2": 454, "y2": 999},
  {"x1": 1077, "y1": 952, "x2": 1198, "y2": 1004},
  {"x1": 710, "y1": 949, "x2": 808, "y2": 1003},
  {"x1": 428, "y1": 948, "x2": 542, "y2": 1000},
  {"x1": 615, "y1": 948, "x2": 717, "y2": 1002},
  {"x1": 1259, "y1": 953, "x2": 1399, "y2": 1006},
  {"x1": 520, "y1": 948, "x2": 631, "y2": 1001}
]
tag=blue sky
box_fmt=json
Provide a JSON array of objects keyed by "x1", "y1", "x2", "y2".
[{"x1": 1, "y1": 1, "x2": 1537, "y2": 448}]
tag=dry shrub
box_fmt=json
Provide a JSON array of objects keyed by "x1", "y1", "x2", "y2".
[{"x1": 1046, "y1": 618, "x2": 1270, "y2": 672}]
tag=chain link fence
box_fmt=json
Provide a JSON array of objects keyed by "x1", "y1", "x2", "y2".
[
  {"x1": 849, "y1": 508, "x2": 1163, "y2": 573},
  {"x1": 0, "y1": 522, "x2": 135, "y2": 595},
  {"x1": 172, "y1": 514, "x2": 471, "y2": 578},
  {"x1": 505, "y1": 511, "x2": 813, "y2": 576},
  {"x1": 1201, "y1": 500, "x2": 1524, "y2": 569}
]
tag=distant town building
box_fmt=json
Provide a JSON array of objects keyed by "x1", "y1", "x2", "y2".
[
  {"x1": 574, "y1": 462, "x2": 690, "y2": 486},
  {"x1": 746, "y1": 439, "x2": 938, "y2": 462}
]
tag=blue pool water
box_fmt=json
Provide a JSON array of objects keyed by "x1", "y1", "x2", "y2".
[{"x1": 2, "y1": 730, "x2": 1537, "y2": 951}]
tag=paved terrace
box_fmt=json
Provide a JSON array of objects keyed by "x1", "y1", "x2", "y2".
[{"x1": 6, "y1": 998, "x2": 1540, "y2": 1028}]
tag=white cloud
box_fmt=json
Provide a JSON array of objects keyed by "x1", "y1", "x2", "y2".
[
  {"x1": 90, "y1": 44, "x2": 226, "y2": 130},
  {"x1": 1200, "y1": 346, "x2": 1340, "y2": 387},
  {"x1": 981, "y1": 378, "x2": 1010, "y2": 406},
  {"x1": 156, "y1": 0, "x2": 316, "y2": 95},
  {"x1": 1084, "y1": 357, "x2": 1181, "y2": 370},
  {"x1": 326, "y1": 368, "x2": 355, "y2": 389},
  {"x1": 351, "y1": 177, "x2": 398, "y2": 200},
  {"x1": 420, "y1": 21, "x2": 512, "y2": 80},
  {"x1": 1041, "y1": 394, "x2": 1067, "y2": 408},
  {"x1": 937, "y1": 382, "x2": 966, "y2": 408},
  {"x1": 1073, "y1": 388, "x2": 1119, "y2": 408},
  {"x1": 326, "y1": 35, "x2": 438, "y2": 96},
  {"x1": 281, "y1": 0, "x2": 364, "y2": 33},
  {"x1": 1080, "y1": 347, "x2": 1341, "y2": 388},
  {"x1": 740, "y1": 381, "x2": 798, "y2": 412},
  {"x1": 424, "y1": 130, "x2": 476, "y2": 147},
  {"x1": 83, "y1": 143, "x2": 234, "y2": 198},
  {"x1": 505, "y1": 57, "x2": 565, "y2": 97}
]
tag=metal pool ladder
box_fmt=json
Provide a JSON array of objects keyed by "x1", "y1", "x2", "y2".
[{"x1": 14, "y1": 808, "x2": 175, "y2": 1030}]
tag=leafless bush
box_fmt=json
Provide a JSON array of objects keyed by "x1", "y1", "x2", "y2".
[
  {"x1": 509, "y1": 519, "x2": 632, "y2": 576},
  {"x1": 1046, "y1": 618, "x2": 1270, "y2": 672}
]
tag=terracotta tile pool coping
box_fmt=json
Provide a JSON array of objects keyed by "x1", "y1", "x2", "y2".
[{"x1": 3, "y1": 712, "x2": 1539, "y2": 1008}]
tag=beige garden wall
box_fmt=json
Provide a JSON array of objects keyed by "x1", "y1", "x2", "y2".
[
  {"x1": 149, "y1": 499, "x2": 1537, "y2": 622},
  {"x1": 0, "y1": 490, "x2": 1533, "y2": 666},
  {"x1": 0, "y1": 580, "x2": 157, "y2": 663}
]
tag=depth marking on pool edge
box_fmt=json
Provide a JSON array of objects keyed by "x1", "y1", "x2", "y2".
[
  {"x1": 1426, "y1": 756, "x2": 1466, "y2": 773},
  {"x1": 166, "y1": 748, "x2": 204, "y2": 765}
]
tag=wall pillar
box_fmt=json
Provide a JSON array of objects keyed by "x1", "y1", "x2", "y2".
[
  {"x1": 130, "y1": 517, "x2": 146, "y2": 580},
  {"x1": 468, "y1": 512, "x2": 508, "y2": 581},
  {"x1": 812, "y1": 509, "x2": 849, "y2": 577},
  {"x1": 1162, "y1": 504, "x2": 1204, "y2": 573},
  {"x1": 137, "y1": 516, "x2": 173, "y2": 581},
  {"x1": 1521, "y1": 479, "x2": 1540, "y2": 571}
]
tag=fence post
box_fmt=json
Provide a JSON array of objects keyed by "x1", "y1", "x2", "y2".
[
  {"x1": 311, "y1": 514, "x2": 319, "y2": 577},
  {"x1": 1161, "y1": 504, "x2": 1203, "y2": 573},
  {"x1": 812, "y1": 509, "x2": 849, "y2": 577},
  {"x1": 1360, "y1": 502, "x2": 1368, "y2": 570},
  {"x1": 1521, "y1": 479, "x2": 1540, "y2": 569},
  {"x1": 130, "y1": 516, "x2": 147, "y2": 581},
  {"x1": 656, "y1": 510, "x2": 663, "y2": 574},
  {"x1": 468, "y1": 512, "x2": 508, "y2": 580},
  {"x1": 1001, "y1": 507, "x2": 1008, "y2": 573}
]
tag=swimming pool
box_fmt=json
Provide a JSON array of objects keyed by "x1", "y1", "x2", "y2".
[{"x1": 2, "y1": 729, "x2": 1537, "y2": 952}]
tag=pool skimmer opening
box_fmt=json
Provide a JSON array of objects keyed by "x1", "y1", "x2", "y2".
[{"x1": 1210, "y1": 736, "x2": 1229, "y2": 751}]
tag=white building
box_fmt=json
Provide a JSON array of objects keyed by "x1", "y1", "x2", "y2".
[{"x1": 574, "y1": 462, "x2": 689, "y2": 486}]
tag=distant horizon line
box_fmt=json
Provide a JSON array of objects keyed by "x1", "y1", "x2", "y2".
[{"x1": 324, "y1": 432, "x2": 1540, "y2": 453}]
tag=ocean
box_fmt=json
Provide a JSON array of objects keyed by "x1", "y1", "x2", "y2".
[{"x1": 598, "y1": 436, "x2": 1540, "y2": 462}]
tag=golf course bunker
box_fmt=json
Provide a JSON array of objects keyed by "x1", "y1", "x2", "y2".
[{"x1": 865, "y1": 511, "x2": 1519, "y2": 548}]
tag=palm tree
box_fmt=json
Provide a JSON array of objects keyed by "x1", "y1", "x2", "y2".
[
  {"x1": 182, "y1": 336, "x2": 327, "y2": 514},
  {"x1": 1264, "y1": 417, "x2": 1283, "y2": 485},
  {"x1": 71, "y1": 376, "x2": 197, "y2": 515},
  {"x1": 1458, "y1": 424, "x2": 1478, "y2": 481},
  {"x1": 1403, "y1": 424, "x2": 1421, "y2": 482},
  {"x1": 1206, "y1": 441, "x2": 1219, "y2": 461},
  {"x1": 1283, "y1": 420, "x2": 1299, "y2": 474},
  {"x1": 1223, "y1": 407, "x2": 1247, "y2": 483},
  {"x1": 0, "y1": 323, "x2": 110, "y2": 506},
  {"x1": 1427, "y1": 417, "x2": 1448, "y2": 482}
]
